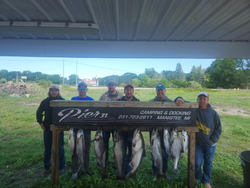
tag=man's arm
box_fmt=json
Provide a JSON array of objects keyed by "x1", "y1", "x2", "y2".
[
  {"x1": 36, "y1": 100, "x2": 45, "y2": 130},
  {"x1": 210, "y1": 112, "x2": 222, "y2": 144}
]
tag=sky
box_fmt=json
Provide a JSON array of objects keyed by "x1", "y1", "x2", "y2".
[{"x1": 0, "y1": 56, "x2": 215, "y2": 79}]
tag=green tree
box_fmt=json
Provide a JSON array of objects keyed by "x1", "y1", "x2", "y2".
[
  {"x1": 131, "y1": 78, "x2": 139, "y2": 87},
  {"x1": 234, "y1": 59, "x2": 250, "y2": 89},
  {"x1": 205, "y1": 59, "x2": 237, "y2": 88},
  {"x1": 68, "y1": 74, "x2": 81, "y2": 85},
  {"x1": 46, "y1": 74, "x2": 61, "y2": 84},
  {"x1": 120, "y1": 73, "x2": 138, "y2": 84},
  {"x1": 145, "y1": 68, "x2": 159, "y2": 79},
  {"x1": 138, "y1": 74, "x2": 150, "y2": 87},
  {"x1": 175, "y1": 63, "x2": 186, "y2": 80},
  {"x1": 0, "y1": 70, "x2": 8, "y2": 79}
]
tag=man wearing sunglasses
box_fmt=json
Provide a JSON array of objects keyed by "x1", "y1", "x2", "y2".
[
  {"x1": 117, "y1": 84, "x2": 140, "y2": 175},
  {"x1": 70, "y1": 82, "x2": 94, "y2": 180},
  {"x1": 99, "y1": 81, "x2": 123, "y2": 165}
]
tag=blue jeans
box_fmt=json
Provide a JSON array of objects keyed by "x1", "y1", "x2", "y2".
[
  {"x1": 149, "y1": 130, "x2": 169, "y2": 174},
  {"x1": 195, "y1": 143, "x2": 216, "y2": 184},
  {"x1": 43, "y1": 130, "x2": 65, "y2": 170},
  {"x1": 123, "y1": 132, "x2": 133, "y2": 175},
  {"x1": 103, "y1": 131, "x2": 113, "y2": 162}
]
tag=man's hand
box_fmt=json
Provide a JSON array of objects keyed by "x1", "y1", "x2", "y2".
[
  {"x1": 40, "y1": 123, "x2": 45, "y2": 130},
  {"x1": 176, "y1": 98, "x2": 184, "y2": 106},
  {"x1": 211, "y1": 141, "x2": 214, "y2": 145}
]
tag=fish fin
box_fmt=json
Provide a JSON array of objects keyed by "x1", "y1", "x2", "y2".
[
  {"x1": 156, "y1": 173, "x2": 167, "y2": 180},
  {"x1": 116, "y1": 175, "x2": 127, "y2": 181},
  {"x1": 126, "y1": 172, "x2": 136, "y2": 180}
]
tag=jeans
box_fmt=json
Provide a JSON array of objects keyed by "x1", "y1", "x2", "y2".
[
  {"x1": 123, "y1": 132, "x2": 133, "y2": 175},
  {"x1": 149, "y1": 130, "x2": 169, "y2": 174},
  {"x1": 71, "y1": 131, "x2": 91, "y2": 174},
  {"x1": 195, "y1": 143, "x2": 216, "y2": 184},
  {"x1": 103, "y1": 131, "x2": 114, "y2": 162},
  {"x1": 43, "y1": 130, "x2": 65, "y2": 170}
]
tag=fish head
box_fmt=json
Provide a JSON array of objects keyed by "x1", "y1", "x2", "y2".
[
  {"x1": 164, "y1": 128, "x2": 169, "y2": 137},
  {"x1": 77, "y1": 129, "x2": 84, "y2": 138},
  {"x1": 95, "y1": 127, "x2": 103, "y2": 140},
  {"x1": 114, "y1": 129, "x2": 122, "y2": 142},
  {"x1": 69, "y1": 128, "x2": 74, "y2": 134},
  {"x1": 172, "y1": 128, "x2": 178, "y2": 138},
  {"x1": 133, "y1": 128, "x2": 142, "y2": 142},
  {"x1": 182, "y1": 129, "x2": 187, "y2": 137},
  {"x1": 151, "y1": 128, "x2": 159, "y2": 140}
]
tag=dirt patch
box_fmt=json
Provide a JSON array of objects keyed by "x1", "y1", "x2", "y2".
[
  {"x1": 19, "y1": 102, "x2": 40, "y2": 107},
  {"x1": 213, "y1": 105, "x2": 249, "y2": 117}
]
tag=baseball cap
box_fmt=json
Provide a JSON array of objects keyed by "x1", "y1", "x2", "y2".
[
  {"x1": 49, "y1": 84, "x2": 59, "y2": 90},
  {"x1": 124, "y1": 84, "x2": 134, "y2": 89},
  {"x1": 156, "y1": 83, "x2": 165, "y2": 91},
  {"x1": 107, "y1": 81, "x2": 116, "y2": 86},
  {"x1": 78, "y1": 82, "x2": 87, "y2": 87},
  {"x1": 198, "y1": 92, "x2": 209, "y2": 98}
]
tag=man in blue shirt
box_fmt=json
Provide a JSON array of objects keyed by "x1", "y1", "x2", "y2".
[{"x1": 71, "y1": 82, "x2": 94, "y2": 179}]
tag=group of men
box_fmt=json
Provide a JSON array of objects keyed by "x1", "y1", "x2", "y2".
[{"x1": 37, "y1": 80, "x2": 222, "y2": 188}]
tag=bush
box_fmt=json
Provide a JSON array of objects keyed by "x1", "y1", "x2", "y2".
[
  {"x1": 37, "y1": 80, "x2": 52, "y2": 88},
  {"x1": 0, "y1": 78, "x2": 7, "y2": 84},
  {"x1": 188, "y1": 81, "x2": 202, "y2": 89},
  {"x1": 119, "y1": 83, "x2": 126, "y2": 87}
]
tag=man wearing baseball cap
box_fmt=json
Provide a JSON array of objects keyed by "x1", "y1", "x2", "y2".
[
  {"x1": 195, "y1": 92, "x2": 222, "y2": 188},
  {"x1": 99, "y1": 81, "x2": 123, "y2": 165},
  {"x1": 117, "y1": 84, "x2": 140, "y2": 175},
  {"x1": 70, "y1": 82, "x2": 94, "y2": 179},
  {"x1": 36, "y1": 84, "x2": 65, "y2": 175},
  {"x1": 149, "y1": 83, "x2": 186, "y2": 178}
]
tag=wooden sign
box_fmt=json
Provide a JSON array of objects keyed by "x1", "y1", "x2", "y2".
[{"x1": 51, "y1": 101, "x2": 198, "y2": 127}]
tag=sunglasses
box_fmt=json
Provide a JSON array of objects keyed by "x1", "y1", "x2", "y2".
[{"x1": 78, "y1": 87, "x2": 87, "y2": 90}]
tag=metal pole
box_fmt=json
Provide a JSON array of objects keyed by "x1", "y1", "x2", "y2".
[
  {"x1": 63, "y1": 60, "x2": 64, "y2": 85},
  {"x1": 16, "y1": 73, "x2": 18, "y2": 83},
  {"x1": 76, "y1": 61, "x2": 78, "y2": 87}
]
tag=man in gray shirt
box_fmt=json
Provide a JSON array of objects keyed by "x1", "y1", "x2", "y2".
[
  {"x1": 149, "y1": 83, "x2": 184, "y2": 178},
  {"x1": 99, "y1": 81, "x2": 123, "y2": 164}
]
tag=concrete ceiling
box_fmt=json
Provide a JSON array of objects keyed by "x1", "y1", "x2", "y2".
[{"x1": 0, "y1": 0, "x2": 250, "y2": 58}]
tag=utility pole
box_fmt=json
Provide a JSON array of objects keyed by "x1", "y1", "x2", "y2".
[
  {"x1": 63, "y1": 60, "x2": 64, "y2": 85},
  {"x1": 16, "y1": 73, "x2": 18, "y2": 83},
  {"x1": 76, "y1": 61, "x2": 77, "y2": 87}
]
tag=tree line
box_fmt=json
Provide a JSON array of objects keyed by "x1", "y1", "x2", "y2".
[{"x1": 0, "y1": 59, "x2": 249, "y2": 89}]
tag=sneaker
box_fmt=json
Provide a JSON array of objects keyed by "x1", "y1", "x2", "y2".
[
  {"x1": 71, "y1": 172, "x2": 78, "y2": 180},
  {"x1": 205, "y1": 184, "x2": 212, "y2": 188}
]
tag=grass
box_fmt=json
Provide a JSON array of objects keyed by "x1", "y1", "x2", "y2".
[{"x1": 0, "y1": 85, "x2": 249, "y2": 188}]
